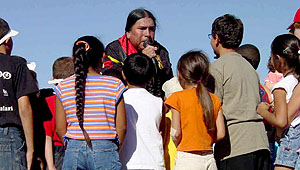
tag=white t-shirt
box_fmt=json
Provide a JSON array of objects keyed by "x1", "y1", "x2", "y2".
[
  {"x1": 271, "y1": 75, "x2": 300, "y2": 127},
  {"x1": 120, "y1": 88, "x2": 165, "y2": 170}
]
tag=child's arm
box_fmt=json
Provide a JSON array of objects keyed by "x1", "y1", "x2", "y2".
[
  {"x1": 159, "y1": 103, "x2": 166, "y2": 144},
  {"x1": 116, "y1": 97, "x2": 127, "y2": 149},
  {"x1": 287, "y1": 84, "x2": 300, "y2": 126},
  {"x1": 215, "y1": 110, "x2": 225, "y2": 142},
  {"x1": 44, "y1": 136, "x2": 57, "y2": 170},
  {"x1": 170, "y1": 108, "x2": 181, "y2": 147},
  {"x1": 257, "y1": 88, "x2": 288, "y2": 128},
  {"x1": 55, "y1": 96, "x2": 67, "y2": 145}
]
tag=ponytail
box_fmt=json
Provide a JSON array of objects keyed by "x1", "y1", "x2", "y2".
[
  {"x1": 177, "y1": 50, "x2": 216, "y2": 132},
  {"x1": 196, "y1": 82, "x2": 215, "y2": 131}
]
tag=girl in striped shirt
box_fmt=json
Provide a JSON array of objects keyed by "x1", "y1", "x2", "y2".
[{"x1": 55, "y1": 36, "x2": 126, "y2": 170}]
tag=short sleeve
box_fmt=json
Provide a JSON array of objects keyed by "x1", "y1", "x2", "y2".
[
  {"x1": 116, "y1": 80, "x2": 126, "y2": 103},
  {"x1": 271, "y1": 78, "x2": 289, "y2": 94},
  {"x1": 15, "y1": 62, "x2": 39, "y2": 99},
  {"x1": 54, "y1": 85, "x2": 63, "y2": 102},
  {"x1": 165, "y1": 93, "x2": 180, "y2": 112}
]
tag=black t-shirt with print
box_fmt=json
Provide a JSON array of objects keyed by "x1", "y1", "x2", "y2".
[{"x1": 0, "y1": 53, "x2": 38, "y2": 127}]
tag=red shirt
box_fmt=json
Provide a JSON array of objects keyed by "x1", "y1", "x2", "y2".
[{"x1": 43, "y1": 95, "x2": 63, "y2": 146}]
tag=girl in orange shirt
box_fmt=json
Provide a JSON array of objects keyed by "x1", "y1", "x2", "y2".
[{"x1": 165, "y1": 50, "x2": 225, "y2": 170}]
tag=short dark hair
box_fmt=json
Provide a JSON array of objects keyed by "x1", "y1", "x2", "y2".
[
  {"x1": 211, "y1": 14, "x2": 243, "y2": 49},
  {"x1": 0, "y1": 18, "x2": 9, "y2": 40},
  {"x1": 125, "y1": 8, "x2": 156, "y2": 32},
  {"x1": 52, "y1": 57, "x2": 74, "y2": 79},
  {"x1": 123, "y1": 53, "x2": 155, "y2": 87},
  {"x1": 237, "y1": 44, "x2": 260, "y2": 70}
]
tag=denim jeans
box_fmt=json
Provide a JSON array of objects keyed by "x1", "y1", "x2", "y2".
[
  {"x1": 62, "y1": 139, "x2": 121, "y2": 170},
  {"x1": 53, "y1": 145, "x2": 65, "y2": 170},
  {"x1": 275, "y1": 124, "x2": 300, "y2": 168},
  {"x1": 0, "y1": 127, "x2": 27, "y2": 170}
]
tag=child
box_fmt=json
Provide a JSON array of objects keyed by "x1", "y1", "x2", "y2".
[
  {"x1": 44, "y1": 57, "x2": 74, "y2": 170},
  {"x1": 165, "y1": 50, "x2": 225, "y2": 170},
  {"x1": 119, "y1": 53, "x2": 165, "y2": 170},
  {"x1": 55, "y1": 36, "x2": 127, "y2": 170},
  {"x1": 263, "y1": 57, "x2": 283, "y2": 102},
  {"x1": 257, "y1": 34, "x2": 300, "y2": 170}
]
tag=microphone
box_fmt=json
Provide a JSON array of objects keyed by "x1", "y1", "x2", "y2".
[{"x1": 143, "y1": 39, "x2": 158, "y2": 73}]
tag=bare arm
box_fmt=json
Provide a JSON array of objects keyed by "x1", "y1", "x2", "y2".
[
  {"x1": 170, "y1": 108, "x2": 181, "y2": 147},
  {"x1": 116, "y1": 97, "x2": 126, "y2": 149},
  {"x1": 257, "y1": 88, "x2": 288, "y2": 128},
  {"x1": 159, "y1": 103, "x2": 166, "y2": 144},
  {"x1": 44, "y1": 136, "x2": 56, "y2": 170},
  {"x1": 55, "y1": 97, "x2": 67, "y2": 144},
  {"x1": 215, "y1": 110, "x2": 225, "y2": 141},
  {"x1": 18, "y1": 95, "x2": 34, "y2": 170},
  {"x1": 287, "y1": 84, "x2": 300, "y2": 126}
]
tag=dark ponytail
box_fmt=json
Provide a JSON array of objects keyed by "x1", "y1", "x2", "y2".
[
  {"x1": 73, "y1": 36, "x2": 104, "y2": 149},
  {"x1": 177, "y1": 50, "x2": 215, "y2": 131}
]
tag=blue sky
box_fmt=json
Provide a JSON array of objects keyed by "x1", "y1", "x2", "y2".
[{"x1": 0, "y1": 0, "x2": 297, "y2": 88}]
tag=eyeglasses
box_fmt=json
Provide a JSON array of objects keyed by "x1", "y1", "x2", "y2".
[{"x1": 208, "y1": 34, "x2": 213, "y2": 40}]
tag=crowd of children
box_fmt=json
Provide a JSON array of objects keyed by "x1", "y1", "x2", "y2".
[{"x1": 1, "y1": 6, "x2": 300, "y2": 170}]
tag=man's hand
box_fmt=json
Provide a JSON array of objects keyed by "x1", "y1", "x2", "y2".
[{"x1": 142, "y1": 45, "x2": 157, "y2": 58}]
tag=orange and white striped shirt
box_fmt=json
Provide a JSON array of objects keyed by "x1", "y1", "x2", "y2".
[{"x1": 55, "y1": 75, "x2": 126, "y2": 140}]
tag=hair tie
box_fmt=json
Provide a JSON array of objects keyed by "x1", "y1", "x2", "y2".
[
  {"x1": 197, "y1": 80, "x2": 201, "y2": 84},
  {"x1": 76, "y1": 41, "x2": 90, "y2": 51}
]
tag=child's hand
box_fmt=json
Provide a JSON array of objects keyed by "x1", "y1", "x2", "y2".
[{"x1": 257, "y1": 102, "x2": 271, "y2": 116}]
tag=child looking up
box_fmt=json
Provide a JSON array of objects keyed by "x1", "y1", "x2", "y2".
[
  {"x1": 120, "y1": 53, "x2": 165, "y2": 170},
  {"x1": 257, "y1": 34, "x2": 300, "y2": 170},
  {"x1": 165, "y1": 50, "x2": 225, "y2": 170}
]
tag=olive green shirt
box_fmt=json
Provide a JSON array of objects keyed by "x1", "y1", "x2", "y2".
[{"x1": 210, "y1": 52, "x2": 269, "y2": 160}]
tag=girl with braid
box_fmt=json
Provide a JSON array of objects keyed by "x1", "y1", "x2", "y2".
[{"x1": 55, "y1": 36, "x2": 126, "y2": 170}]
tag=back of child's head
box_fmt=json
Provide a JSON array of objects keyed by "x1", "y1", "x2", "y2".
[
  {"x1": 237, "y1": 44, "x2": 260, "y2": 70},
  {"x1": 52, "y1": 57, "x2": 74, "y2": 79},
  {"x1": 271, "y1": 34, "x2": 300, "y2": 76},
  {"x1": 122, "y1": 53, "x2": 155, "y2": 87},
  {"x1": 73, "y1": 36, "x2": 104, "y2": 74},
  {"x1": 177, "y1": 50, "x2": 215, "y2": 131},
  {"x1": 177, "y1": 50, "x2": 209, "y2": 85},
  {"x1": 72, "y1": 36, "x2": 104, "y2": 149}
]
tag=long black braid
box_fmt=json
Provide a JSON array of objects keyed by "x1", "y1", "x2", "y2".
[{"x1": 73, "y1": 36, "x2": 104, "y2": 149}]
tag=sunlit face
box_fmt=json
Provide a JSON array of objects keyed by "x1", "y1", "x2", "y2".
[{"x1": 126, "y1": 17, "x2": 155, "y2": 51}]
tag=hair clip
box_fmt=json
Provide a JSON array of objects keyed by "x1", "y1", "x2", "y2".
[
  {"x1": 76, "y1": 41, "x2": 90, "y2": 51},
  {"x1": 283, "y1": 48, "x2": 289, "y2": 55}
]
